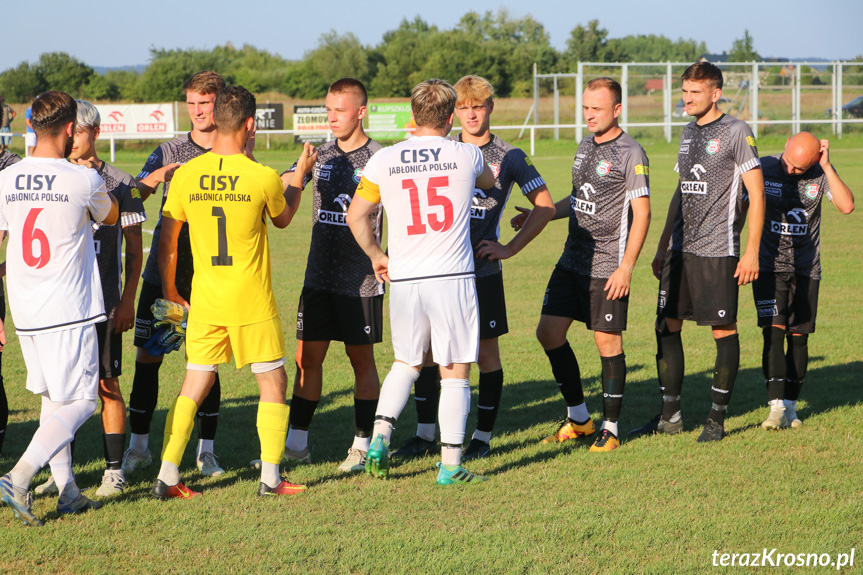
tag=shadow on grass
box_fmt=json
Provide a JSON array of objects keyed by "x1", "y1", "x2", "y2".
[{"x1": 2, "y1": 359, "x2": 860, "y2": 493}]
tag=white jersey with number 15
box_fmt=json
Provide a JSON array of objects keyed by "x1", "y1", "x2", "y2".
[{"x1": 356, "y1": 135, "x2": 485, "y2": 283}]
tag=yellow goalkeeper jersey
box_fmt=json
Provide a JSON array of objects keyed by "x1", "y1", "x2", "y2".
[{"x1": 162, "y1": 152, "x2": 286, "y2": 326}]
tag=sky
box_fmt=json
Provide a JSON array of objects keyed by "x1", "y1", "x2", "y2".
[{"x1": 2, "y1": 0, "x2": 861, "y2": 72}]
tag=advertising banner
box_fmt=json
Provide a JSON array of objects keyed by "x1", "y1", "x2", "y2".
[
  {"x1": 367, "y1": 102, "x2": 414, "y2": 140},
  {"x1": 293, "y1": 105, "x2": 329, "y2": 144},
  {"x1": 96, "y1": 103, "x2": 174, "y2": 136}
]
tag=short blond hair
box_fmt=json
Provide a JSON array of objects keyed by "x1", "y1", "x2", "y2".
[
  {"x1": 454, "y1": 75, "x2": 494, "y2": 107},
  {"x1": 411, "y1": 79, "x2": 456, "y2": 129}
]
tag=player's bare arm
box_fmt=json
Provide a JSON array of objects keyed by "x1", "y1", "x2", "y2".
[
  {"x1": 605, "y1": 195, "x2": 651, "y2": 300},
  {"x1": 136, "y1": 163, "x2": 182, "y2": 202},
  {"x1": 102, "y1": 191, "x2": 120, "y2": 226},
  {"x1": 157, "y1": 215, "x2": 190, "y2": 309},
  {"x1": 477, "y1": 185, "x2": 554, "y2": 261},
  {"x1": 819, "y1": 140, "x2": 855, "y2": 214},
  {"x1": 652, "y1": 183, "x2": 681, "y2": 280},
  {"x1": 279, "y1": 142, "x2": 318, "y2": 225},
  {"x1": 511, "y1": 191, "x2": 570, "y2": 230},
  {"x1": 736, "y1": 167, "x2": 765, "y2": 286},
  {"x1": 346, "y1": 194, "x2": 389, "y2": 283},
  {"x1": 475, "y1": 162, "x2": 495, "y2": 190},
  {"x1": 115, "y1": 223, "x2": 144, "y2": 333}
]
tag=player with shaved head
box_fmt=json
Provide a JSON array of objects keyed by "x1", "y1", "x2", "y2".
[{"x1": 753, "y1": 132, "x2": 854, "y2": 430}]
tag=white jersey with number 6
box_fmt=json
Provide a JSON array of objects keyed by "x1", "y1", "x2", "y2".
[
  {"x1": 0, "y1": 157, "x2": 112, "y2": 334},
  {"x1": 356, "y1": 135, "x2": 485, "y2": 283}
]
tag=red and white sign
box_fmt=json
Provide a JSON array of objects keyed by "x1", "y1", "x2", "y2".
[{"x1": 96, "y1": 104, "x2": 174, "y2": 136}]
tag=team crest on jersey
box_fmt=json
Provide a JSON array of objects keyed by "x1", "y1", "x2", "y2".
[
  {"x1": 489, "y1": 163, "x2": 500, "y2": 178},
  {"x1": 706, "y1": 139, "x2": 721, "y2": 154},
  {"x1": 596, "y1": 160, "x2": 611, "y2": 176},
  {"x1": 353, "y1": 168, "x2": 363, "y2": 184},
  {"x1": 805, "y1": 183, "x2": 819, "y2": 199}
]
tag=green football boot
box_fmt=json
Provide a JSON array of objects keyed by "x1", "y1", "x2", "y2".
[{"x1": 364, "y1": 434, "x2": 390, "y2": 479}]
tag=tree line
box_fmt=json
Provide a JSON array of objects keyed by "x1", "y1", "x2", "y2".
[{"x1": 0, "y1": 13, "x2": 859, "y2": 103}]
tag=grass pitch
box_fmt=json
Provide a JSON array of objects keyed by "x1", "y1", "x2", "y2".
[{"x1": 0, "y1": 133, "x2": 861, "y2": 574}]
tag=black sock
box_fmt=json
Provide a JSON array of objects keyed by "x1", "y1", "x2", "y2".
[
  {"x1": 476, "y1": 369, "x2": 504, "y2": 434},
  {"x1": 414, "y1": 366, "x2": 441, "y2": 425},
  {"x1": 763, "y1": 326, "x2": 787, "y2": 401},
  {"x1": 103, "y1": 433, "x2": 125, "y2": 470},
  {"x1": 601, "y1": 354, "x2": 626, "y2": 423},
  {"x1": 708, "y1": 334, "x2": 740, "y2": 425},
  {"x1": 289, "y1": 394, "x2": 320, "y2": 430},
  {"x1": 657, "y1": 330, "x2": 684, "y2": 421},
  {"x1": 354, "y1": 398, "x2": 378, "y2": 438},
  {"x1": 197, "y1": 372, "x2": 220, "y2": 441},
  {"x1": 0, "y1": 353, "x2": 6, "y2": 455},
  {"x1": 785, "y1": 334, "x2": 808, "y2": 401},
  {"x1": 128, "y1": 361, "x2": 161, "y2": 435},
  {"x1": 544, "y1": 341, "x2": 584, "y2": 406}
]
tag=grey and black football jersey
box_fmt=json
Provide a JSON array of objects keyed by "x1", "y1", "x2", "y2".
[
  {"x1": 453, "y1": 134, "x2": 546, "y2": 278},
  {"x1": 758, "y1": 154, "x2": 833, "y2": 279},
  {"x1": 558, "y1": 132, "x2": 650, "y2": 278},
  {"x1": 0, "y1": 150, "x2": 21, "y2": 171},
  {"x1": 93, "y1": 163, "x2": 147, "y2": 314},
  {"x1": 671, "y1": 114, "x2": 760, "y2": 258},
  {"x1": 287, "y1": 139, "x2": 384, "y2": 297},
  {"x1": 138, "y1": 133, "x2": 209, "y2": 295}
]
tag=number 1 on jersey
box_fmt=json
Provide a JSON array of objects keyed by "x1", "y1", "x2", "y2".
[
  {"x1": 404, "y1": 176, "x2": 453, "y2": 236},
  {"x1": 211, "y1": 206, "x2": 233, "y2": 266}
]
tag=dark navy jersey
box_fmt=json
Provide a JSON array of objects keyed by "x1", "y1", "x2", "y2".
[
  {"x1": 0, "y1": 150, "x2": 20, "y2": 171},
  {"x1": 139, "y1": 133, "x2": 209, "y2": 294},
  {"x1": 454, "y1": 134, "x2": 546, "y2": 277},
  {"x1": 558, "y1": 132, "x2": 650, "y2": 278},
  {"x1": 758, "y1": 154, "x2": 833, "y2": 279},
  {"x1": 672, "y1": 114, "x2": 760, "y2": 258},
  {"x1": 287, "y1": 139, "x2": 384, "y2": 297},
  {"x1": 93, "y1": 163, "x2": 147, "y2": 314}
]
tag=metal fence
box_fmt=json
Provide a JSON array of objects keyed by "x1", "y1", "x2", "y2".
[{"x1": 533, "y1": 61, "x2": 863, "y2": 143}]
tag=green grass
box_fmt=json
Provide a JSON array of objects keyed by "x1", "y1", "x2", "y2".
[{"x1": 1, "y1": 135, "x2": 861, "y2": 574}]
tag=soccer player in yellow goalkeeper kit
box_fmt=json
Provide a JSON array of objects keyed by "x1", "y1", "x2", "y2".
[{"x1": 152, "y1": 85, "x2": 306, "y2": 498}]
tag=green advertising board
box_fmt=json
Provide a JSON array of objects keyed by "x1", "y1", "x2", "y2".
[{"x1": 367, "y1": 102, "x2": 414, "y2": 140}]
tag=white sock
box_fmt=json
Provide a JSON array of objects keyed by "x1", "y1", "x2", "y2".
[
  {"x1": 351, "y1": 435, "x2": 371, "y2": 451},
  {"x1": 438, "y1": 379, "x2": 470, "y2": 446},
  {"x1": 472, "y1": 430, "x2": 491, "y2": 444},
  {"x1": 376, "y1": 363, "x2": 420, "y2": 424},
  {"x1": 769, "y1": 399, "x2": 785, "y2": 410},
  {"x1": 197, "y1": 439, "x2": 214, "y2": 458},
  {"x1": 601, "y1": 421, "x2": 619, "y2": 437},
  {"x1": 129, "y1": 433, "x2": 149, "y2": 454},
  {"x1": 416, "y1": 423, "x2": 436, "y2": 442},
  {"x1": 285, "y1": 427, "x2": 308, "y2": 452},
  {"x1": 784, "y1": 400, "x2": 798, "y2": 419},
  {"x1": 57, "y1": 480, "x2": 81, "y2": 503},
  {"x1": 158, "y1": 460, "x2": 180, "y2": 485},
  {"x1": 372, "y1": 419, "x2": 395, "y2": 443},
  {"x1": 441, "y1": 444, "x2": 462, "y2": 466},
  {"x1": 47, "y1": 444, "x2": 74, "y2": 490},
  {"x1": 260, "y1": 462, "x2": 281, "y2": 488},
  {"x1": 567, "y1": 403, "x2": 590, "y2": 423},
  {"x1": 12, "y1": 397, "x2": 96, "y2": 488}
]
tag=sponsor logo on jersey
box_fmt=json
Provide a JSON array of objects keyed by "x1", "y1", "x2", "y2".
[
  {"x1": 689, "y1": 164, "x2": 706, "y2": 180},
  {"x1": 353, "y1": 168, "x2": 363, "y2": 184},
  {"x1": 573, "y1": 153, "x2": 586, "y2": 170},
  {"x1": 572, "y1": 196, "x2": 596, "y2": 215},
  {"x1": 318, "y1": 209, "x2": 348, "y2": 226},
  {"x1": 297, "y1": 312, "x2": 303, "y2": 332},
  {"x1": 679, "y1": 145, "x2": 689, "y2": 155},
  {"x1": 470, "y1": 206, "x2": 487, "y2": 219},
  {"x1": 718, "y1": 310, "x2": 726, "y2": 318},
  {"x1": 489, "y1": 320, "x2": 496, "y2": 328},
  {"x1": 605, "y1": 314, "x2": 613, "y2": 322},
  {"x1": 334, "y1": 194, "x2": 352, "y2": 212},
  {"x1": 471, "y1": 188, "x2": 487, "y2": 219},
  {"x1": 364, "y1": 326, "x2": 371, "y2": 334},
  {"x1": 596, "y1": 160, "x2": 611, "y2": 176},
  {"x1": 635, "y1": 164, "x2": 649, "y2": 176},
  {"x1": 805, "y1": 183, "x2": 819, "y2": 199},
  {"x1": 771, "y1": 210, "x2": 808, "y2": 235},
  {"x1": 658, "y1": 290, "x2": 666, "y2": 309},
  {"x1": 489, "y1": 163, "x2": 500, "y2": 178},
  {"x1": 681, "y1": 181, "x2": 707, "y2": 194},
  {"x1": 706, "y1": 139, "x2": 721, "y2": 154},
  {"x1": 746, "y1": 136, "x2": 757, "y2": 147},
  {"x1": 764, "y1": 180, "x2": 783, "y2": 196}
]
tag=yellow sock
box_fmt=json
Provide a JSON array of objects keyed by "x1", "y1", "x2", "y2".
[
  {"x1": 161, "y1": 396, "x2": 198, "y2": 465},
  {"x1": 257, "y1": 402, "x2": 290, "y2": 465}
]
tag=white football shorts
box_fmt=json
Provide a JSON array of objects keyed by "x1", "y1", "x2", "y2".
[
  {"x1": 389, "y1": 277, "x2": 479, "y2": 367},
  {"x1": 19, "y1": 324, "x2": 100, "y2": 401}
]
